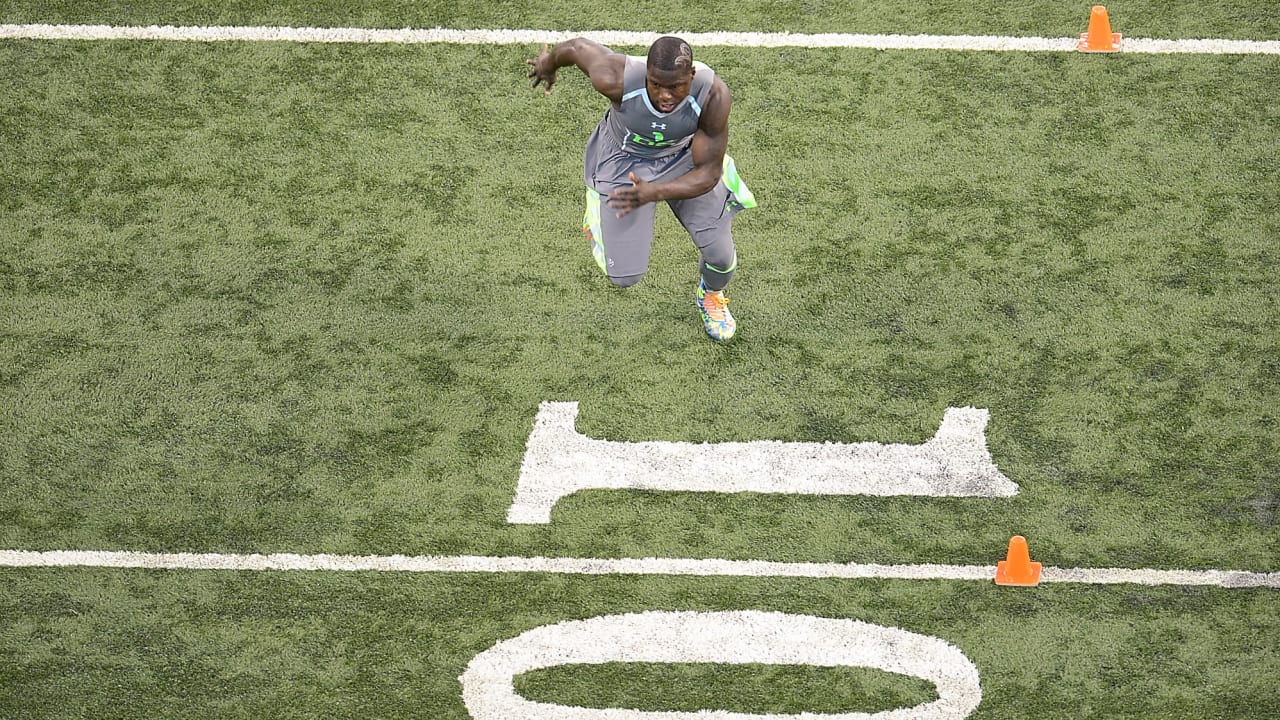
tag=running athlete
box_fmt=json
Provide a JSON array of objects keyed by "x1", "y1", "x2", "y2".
[{"x1": 526, "y1": 36, "x2": 756, "y2": 341}]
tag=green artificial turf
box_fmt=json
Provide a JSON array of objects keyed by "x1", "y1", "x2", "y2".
[
  {"x1": 1, "y1": 4, "x2": 1277, "y2": 718},
  {"x1": 3, "y1": 40, "x2": 1274, "y2": 568}
]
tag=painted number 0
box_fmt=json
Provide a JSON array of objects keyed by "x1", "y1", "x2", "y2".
[{"x1": 461, "y1": 611, "x2": 982, "y2": 719}]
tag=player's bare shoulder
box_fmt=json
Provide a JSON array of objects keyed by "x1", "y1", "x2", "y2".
[{"x1": 699, "y1": 75, "x2": 732, "y2": 133}]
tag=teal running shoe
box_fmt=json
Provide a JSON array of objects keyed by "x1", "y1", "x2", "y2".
[{"x1": 696, "y1": 279, "x2": 736, "y2": 341}]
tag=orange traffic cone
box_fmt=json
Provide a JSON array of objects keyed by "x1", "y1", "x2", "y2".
[
  {"x1": 995, "y1": 535, "x2": 1042, "y2": 586},
  {"x1": 1078, "y1": 5, "x2": 1122, "y2": 52}
]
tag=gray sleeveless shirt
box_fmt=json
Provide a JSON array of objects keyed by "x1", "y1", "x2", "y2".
[{"x1": 599, "y1": 55, "x2": 715, "y2": 159}]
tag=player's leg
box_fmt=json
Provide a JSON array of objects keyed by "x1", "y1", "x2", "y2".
[
  {"x1": 583, "y1": 187, "x2": 657, "y2": 288},
  {"x1": 671, "y1": 163, "x2": 753, "y2": 341},
  {"x1": 670, "y1": 156, "x2": 754, "y2": 287},
  {"x1": 692, "y1": 222, "x2": 737, "y2": 291},
  {"x1": 689, "y1": 220, "x2": 738, "y2": 341},
  {"x1": 670, "y1": 203, "x2": 738, "y2": 340}
]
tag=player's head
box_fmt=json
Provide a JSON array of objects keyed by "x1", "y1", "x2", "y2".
[{"x1": 645, "y1": 36, "x2": 695, "y2": 113}]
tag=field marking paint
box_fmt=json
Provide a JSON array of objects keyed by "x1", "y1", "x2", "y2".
[
  {"x1": 461, "y1": 611, "x2": 982, "y2": 719},
  {"x1": 509, "y1": 402, "x2": 1017, "y2": 524},
  {"x1": 2, "y1": 24, "x2": 1279, "y2": 54},
  {"x1": 3, "y1": 550, "x2": 1277, "y2": 588}
]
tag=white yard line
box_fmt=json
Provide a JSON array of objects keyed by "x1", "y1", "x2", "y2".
[
  {"x1": 1, "y1": 24, "x2": 1278, "y2": 54},
  {"x1": 1, "y1": 549, "x2": 1276, "y2": 588}
]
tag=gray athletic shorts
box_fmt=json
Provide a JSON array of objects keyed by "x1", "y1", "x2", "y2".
[{"x1": 582, "y1": 123, "x2": 755, "y2": 281}]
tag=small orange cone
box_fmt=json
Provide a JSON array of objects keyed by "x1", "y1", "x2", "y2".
[
  {"x1": 995, "y1": 535, "x2": 1042, "y2": 586},
  {"x1": 1078, "y1": 5, "x2": 1122, "y2": 52}
]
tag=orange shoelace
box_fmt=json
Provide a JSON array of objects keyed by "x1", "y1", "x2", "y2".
[{"x1": 702, "y1": 290, "x2": 729, "y2": 321}]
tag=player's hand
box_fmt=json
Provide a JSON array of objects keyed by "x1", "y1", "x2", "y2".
[
  {"x1": 526, "y1": 43, "x2": 557, "y2": 95},
  {"x1": 606, "y1": 173, "x2": 654, "y2": 217}
]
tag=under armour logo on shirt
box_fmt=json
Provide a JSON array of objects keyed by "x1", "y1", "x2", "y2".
[{"x1": 652, "y1": 122, "x2": 667, "y2": 129}]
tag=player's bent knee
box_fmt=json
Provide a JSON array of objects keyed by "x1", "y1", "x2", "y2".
[
  {"x1": 699, "y1": 231, "x2": 737, "y2": 278},
  {"x1": 608, "y1": 273, "x2": 644, "y2": 288},
  {"x1": 700, "y1": 245, "x2": 736, "y2": 273}
]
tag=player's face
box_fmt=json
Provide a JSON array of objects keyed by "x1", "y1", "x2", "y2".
[{"x1": 645, "y1": 67, "x2": 695, "y2": 113}]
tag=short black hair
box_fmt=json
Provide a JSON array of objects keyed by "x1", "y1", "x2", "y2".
[{"x1": 647, "y1": 36, "x2": 693, "y2": 73}]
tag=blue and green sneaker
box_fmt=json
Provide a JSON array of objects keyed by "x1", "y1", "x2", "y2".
[{"x1": 696, "y1": 279, "x2": 736, "y2": 341}]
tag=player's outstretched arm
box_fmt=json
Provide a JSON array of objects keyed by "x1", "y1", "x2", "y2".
[{"x1": 526, "y1": 38, "x2": 624, "y2": 102}]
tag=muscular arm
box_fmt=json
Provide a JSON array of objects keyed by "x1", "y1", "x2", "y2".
[
  {"x1": 653, "y1": 78, "x2": 729, "y2": 201},
  {"x1": 527, "y1": 38, "x2": 623, "y2": 102}
]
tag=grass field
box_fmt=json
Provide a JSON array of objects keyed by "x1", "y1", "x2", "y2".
[{"x1": 2, "y1": 2, "x2": 1278, "y2": 718}]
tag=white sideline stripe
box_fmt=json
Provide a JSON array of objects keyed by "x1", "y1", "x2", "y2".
[
  {"x1": 2, "y1": 550, "x2": 1277, "y2": 588},
  {"x1": 1, "y1": 24, "x2": 1279, "y2": 54}
]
